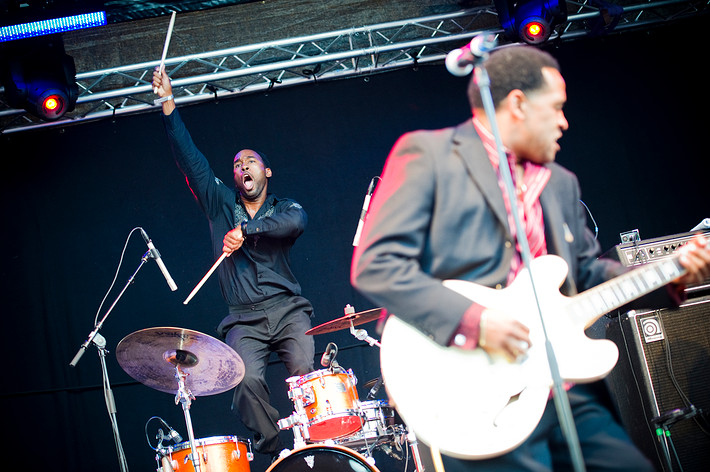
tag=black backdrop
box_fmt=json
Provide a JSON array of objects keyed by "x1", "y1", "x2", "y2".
[{"x1": 1, "y1": 16, "x2": 708, "y2": 472}]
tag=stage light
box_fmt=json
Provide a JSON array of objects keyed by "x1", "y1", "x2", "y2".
[
  {"x1": 0, "y1": 11, "x2": 106, "y2": 42},
  {"x1": 0, "y1": 38, "x2": 79, "y2": 121},
  {"x1": 494, "y1": 0, "x2": 568, "y2": 45}
]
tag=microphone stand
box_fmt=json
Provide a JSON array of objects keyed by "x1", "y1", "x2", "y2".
[
  {"x1": 474, "y1": 61, "x2": 585, "y2": 471},
  {"x1": 69, "y1": 250, "x2": 153, "y2": 472}
]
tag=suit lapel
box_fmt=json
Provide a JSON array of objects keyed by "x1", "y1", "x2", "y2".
[
  {"x1": 452, "y1": 120, "x2": 510, "y2": 233},
  {"x1": 540, "y1": 178, "x2": 576, "y2": 294}
]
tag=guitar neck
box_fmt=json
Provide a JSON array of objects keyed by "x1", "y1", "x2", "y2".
[{"x1": 572, "y1": 255, "x2": 686, "y2": 328}]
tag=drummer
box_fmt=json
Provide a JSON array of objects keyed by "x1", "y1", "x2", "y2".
[{"x1": 153, "y1": 68, "x2": 316, "y2": 463}]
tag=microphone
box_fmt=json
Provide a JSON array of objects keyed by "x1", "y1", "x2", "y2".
[
  {"x1": 164, "y1": 424, "x2": 183, "y2": 443},
  {"x1": 320, "y1": 342, "x2": 337, "y2": 368},
  {"x1": 366, "y1": 377, "x2": 384, "y2": 400},
  {"x1": 352, "y1": 176, "x2": 379, "y2": 247},
  {"x1": 140, "y1": 228, "x2": 178, "y2": 291},
  {"x1": 445, "y1": 34, "x2": 498, "y2": 77}
]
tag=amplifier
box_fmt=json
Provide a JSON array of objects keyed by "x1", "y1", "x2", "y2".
[
  {"x1": 601, "y1": 230, "x2": 710, "y2": 298},
  {"x1": 605, "y1": 298, "x2": 710, "y2": 472},
  {"x1": 602, "y1": 230, "x2": 710, "y2": 267}
]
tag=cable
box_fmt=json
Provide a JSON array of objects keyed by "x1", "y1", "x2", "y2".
[
  {"x1": 93, "y1": 227, "x2": 142, "y2": 325},
  {"x1": 579, "y1": 199, "x2": 598, "y2": 240}
]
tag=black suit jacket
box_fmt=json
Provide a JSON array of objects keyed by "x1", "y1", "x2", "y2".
[{"x1": 352, "y1": 119, "x2": 641, "y2": 345}]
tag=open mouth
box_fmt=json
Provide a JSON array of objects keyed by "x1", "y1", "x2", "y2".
[{"x1": 242, "y1": 173, "x2": 254, "y2": 191}]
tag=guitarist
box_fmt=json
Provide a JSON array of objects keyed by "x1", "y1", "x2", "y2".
[{"x1": 350, "y1": 44, "x2": 710, "y2": 471}]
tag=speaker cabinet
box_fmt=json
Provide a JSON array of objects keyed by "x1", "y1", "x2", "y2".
[{"x1": 605, "y1": 297, "x2": 710, "y2": 472}]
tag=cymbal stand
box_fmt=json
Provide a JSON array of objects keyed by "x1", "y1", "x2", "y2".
[
  {"x1": 407, "y1": 431, "x2": 426, "y2": 472},
  {"x1": 349, "y1": 322, "x2": 381, "y2": 348},
  {"x1": 174, "y1": 366, "x2": 202, "y2": 472}
]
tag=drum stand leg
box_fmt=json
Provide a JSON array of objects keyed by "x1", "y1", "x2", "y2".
[
  {"x1": 407, "y1": 431, "x2": 426, "y2": 472},
  {"x1": 175, "y1": 366, "x2": 202, "y2": 472}
]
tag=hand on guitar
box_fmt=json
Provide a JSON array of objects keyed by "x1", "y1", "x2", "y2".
[
  {"x1": 675, "y1": 234, "x2": 710, "y2": 285},
  {"x1": 479, "y1": 309, "x2": 531, "y2": 360}
]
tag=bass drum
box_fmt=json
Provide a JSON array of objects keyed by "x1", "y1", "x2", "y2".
[{"x1": 266, "y1": 445, "x2": 380, "y2": 472}]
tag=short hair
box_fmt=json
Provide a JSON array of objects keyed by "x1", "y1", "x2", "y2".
[
  {"x1": 467, "y1": 45, "x2": 560, "y2": 110},
  {"x1": 253, "y1": 150, "x2": 271, "y2": 169},
  {"x1": 234, "y1": 149, "x2": 271, "y2": 169}
]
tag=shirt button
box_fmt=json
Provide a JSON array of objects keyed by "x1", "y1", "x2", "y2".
[
  {"x1": 495, "y1": 284, "x2": 503, "y2": 290},
  {"x1": 454, "y1": 334, "x2": 467, "y2": 346},
  {"x1": 505, "y1": 241, "x2": 512, "y2": 248}
]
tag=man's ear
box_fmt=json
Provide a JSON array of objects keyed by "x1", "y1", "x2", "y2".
[
  {"x1": 265, "y1": 168, "x2": 273, "y2": 178},
  {"x1": 506, "y1": 89, "x2": 527, "y2": 120}
]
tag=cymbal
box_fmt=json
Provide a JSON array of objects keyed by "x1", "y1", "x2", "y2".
[
  {"x1": 306, "y1": 307, "x2": 384, "y2": 335},
  {"x1": 116, "y1": 327, "x2": 245, "y2": 396}
]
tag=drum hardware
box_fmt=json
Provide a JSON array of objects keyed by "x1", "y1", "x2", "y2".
[
  {"x1": 278, "y1": 376, "x2": 313, "y2": 449},
  {"x1": 407, "y1": 431, "x2": 426, "y2": 472},
  {"x1": 116, "y1": 327, "x2": 246, "y2": 472},
  {"x1": 148, "y1": 416, "x2": 185, "y2": 471}
]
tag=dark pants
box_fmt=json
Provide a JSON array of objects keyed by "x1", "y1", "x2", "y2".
[
  {"x1": 438, "y1": 382, "x2": 655, "y2": 472},
  {"x1": 219, "y1": 294, "x2": 315, "y2": 456}
]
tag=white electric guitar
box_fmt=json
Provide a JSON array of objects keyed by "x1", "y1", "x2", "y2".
[{"x1": 380, "y1": 252, "x2": 691, "y2": 460}]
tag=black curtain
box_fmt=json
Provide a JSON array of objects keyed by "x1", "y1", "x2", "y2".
[{"x1": 1, "y1": 16, "x2": 708, "y2": 472}]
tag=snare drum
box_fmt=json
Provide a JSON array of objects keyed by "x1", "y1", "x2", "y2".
[
  {"x1": 266, "y1": 444, "x2": 380, "y2": 471},
  {"x1": 163, "y1": 436, "x2": 252, "y2": 472},
  {"x1": 291, "y1": 369, "x2": 361, "y2": 441}
]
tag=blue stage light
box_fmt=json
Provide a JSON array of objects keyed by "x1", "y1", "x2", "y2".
[{"x1": 0, "y1": 11, "x2": 106, "y2": 42}]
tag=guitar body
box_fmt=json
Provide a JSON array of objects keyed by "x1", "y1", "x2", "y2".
[{"x1": 380, "y1": 255, "x2": 620, "y2": 459}]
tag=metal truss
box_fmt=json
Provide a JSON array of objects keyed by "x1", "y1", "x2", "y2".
[{"x1": 0, "y1": 0, "x2": 706, "y2": 134}]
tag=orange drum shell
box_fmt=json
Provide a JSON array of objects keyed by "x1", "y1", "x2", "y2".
[
  {"x1": 169, "y1": 436, "x2": 251, "y2": 472},
  {"x1": 298, "y1": 370, "x2": 361, "y2": 441}
]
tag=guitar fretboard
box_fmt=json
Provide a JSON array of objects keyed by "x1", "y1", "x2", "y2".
[{"x1": 570, "y1": 257, "x2": 685, "y2": 322}]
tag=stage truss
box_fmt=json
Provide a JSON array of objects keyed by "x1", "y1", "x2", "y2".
[{"x1": 0, "y1": 0, "x2": 706, "y2": 134}]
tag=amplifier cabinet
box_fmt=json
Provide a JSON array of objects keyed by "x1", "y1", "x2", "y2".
[{"x1": 605, "y1": 297, "x2": 710, "y2": 472}]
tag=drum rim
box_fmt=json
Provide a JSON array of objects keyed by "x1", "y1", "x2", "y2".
[
  {"x1": 265, "y1": 444, "x2": 380, "y2": 472},
  {"x1": 359, "y1": 399, "x2": 389, "y2": 408},
  {"x1": 297, "y1": 368, "x2": 356, "y2": 383},
  {"x1": 171, "y1": 435, "x2": 247, "y2": 452}
]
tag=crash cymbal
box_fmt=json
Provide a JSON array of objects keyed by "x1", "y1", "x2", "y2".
[
  {"x1": 116, "y1": 327, "x2": 245, "y2": 396},
  {"x1": 306, "y1": 307, "x2": 384, "y2": 335}
]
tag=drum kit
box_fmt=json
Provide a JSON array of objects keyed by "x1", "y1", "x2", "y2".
[{"x1": 114, "y1": 306, "x2": 426, "y2": 472}]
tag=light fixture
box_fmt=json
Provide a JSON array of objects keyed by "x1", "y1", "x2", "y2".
[
  {"x1": 494, "y1": 0, "x2": 568, "y2": 45},
  {"x1": 0, "y1": 11, "x2": 106, "y2": 42},
  {"x1": 1, "y1": 37, "x2": 79, "y2": 121}
]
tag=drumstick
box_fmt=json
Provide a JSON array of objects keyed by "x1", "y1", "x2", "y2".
[
  {"x1": 183, "y1": 252, "x2": 227, "y2": 305},
  {"x1": 154, "y1": 11, "x2": 176, "y2": 93}
]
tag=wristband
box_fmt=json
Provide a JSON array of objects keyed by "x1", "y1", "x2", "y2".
[{"x1": 153, "y1": 94, "x2": 173, "y2": 105}]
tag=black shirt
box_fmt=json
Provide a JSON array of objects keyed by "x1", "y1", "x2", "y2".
[{"x1": 164, "y1": 109, "x2": 307, "y2": 306}]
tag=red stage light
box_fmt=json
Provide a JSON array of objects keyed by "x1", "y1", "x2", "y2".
[
  {"x1": 36, "y1": 89, "x2": 69, "y2": 120},
  {"x1": 526, "y1": 22, "x2": 543, "y2": 38},
  {"x1": 43, "y1": 96, "x2": 60, "y2": 111},
  {"x1": 519, "y1": 18, "x2": 549, "y2": 44}
]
